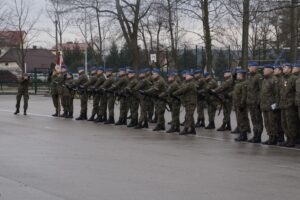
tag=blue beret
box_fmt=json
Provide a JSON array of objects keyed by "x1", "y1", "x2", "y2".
[
  {"x1": 105, "y1": 67, "x2": 113, "y2": 72},
  {"x1": 152, "y1": 68, "x2": 160, "y2": 74},
  {"x1": 204, "y1": 72, "x2": 210, "y2": 77},
  {"x1": 119, "y1": 68, "x2": 126, "y2": 72},
  {"x1": 248, "y1": 61, "x2": 258, "y2": 67},
  {"x1": 293, "y1": 63, "x2": 300, "y2": 68},
  {"x1": 167, "y1": 72, "x2": 176, "y2": 77},
  {"x1": 274, "y1": 64, "x2": 282, "y2": 69},
  {"x1": 90, "y1": 66, "x2": 97, "y2": 72},
  {"x1": 144, "y1": 68, "x2": 151, "y2": 73},
  {"x1": 128, "y1": 69, "x2": 136, "y2": 74},
  {"x1": 61, "y1": 65, "x2": 67, "y2": 70},
  {"x1": 194, "y1": 68, "x2": 203, "y2": 74},
  {"x1": 97, "y1": 66, "x2": 104, "y2": 71},
  {"x1": 264, "y1": 64, "x2": 274, "y2": 69},
  {"x1": 237, "y1": 69, "x2": 247, "y2": 74},
  {"x1": 181, "y1": 70, "x2": 187, "y2": 75},
  {"x1": 77, "y1": 66, "x2": 84, "y2": 71},
  {"x1": 282, "y1": 63, "x2": 293, "y2": 68},
  {"x1": 185, "y1": 70, "x2": 194, "y2": 76}
]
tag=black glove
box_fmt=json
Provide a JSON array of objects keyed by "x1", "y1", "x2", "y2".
[
  {"x1": 238, "y1": 107, "x2": 244, "y2": 112},
  {"x1": 139, "y1": 90, "x2": 145, "y2": 95}
]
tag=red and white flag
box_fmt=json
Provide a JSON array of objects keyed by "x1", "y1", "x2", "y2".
[{"x1": 55, "y1": 51, "x2": 63, "y2": 72}]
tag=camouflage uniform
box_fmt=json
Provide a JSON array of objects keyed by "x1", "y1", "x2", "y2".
[
  {"x1": 15, "y1": 76, "x2": 30, "y2": 115},
  {"x1": 246, "y1": 72, "x2": 264, "y2": 143},
  {"x1": 50, "y1": 73, "x2": 59, "y2": 115},
  {"x1": 57, "y1": 73, "x2": 66, "y2": 116},
  {"x1": 205, "y1": 78, "x2": 218, "y2": 129},
  {"x1": 62, "y1": 77, "x2": 75, "y2": 118},
  {"x1": 274, "y1": 73, "x2": 284, "y2": 142},
  {"x1": 99, "y1": 74, "x2": 115, "y2": 124},
  {"x1": 173, "y1": 78, "x2": 197, "y2": 135},
  {"x1": 73, "y1": 73, "x2": 89, "y2": 119},
  {"x1": 109, "y1": 75, "x2": 129, "y2": 125},
  {"x1": 260, "y1": 74, "x2": 278, "y2": 145},
  {"x1": 133, "y1": 77, "x2": 151, "y2": 128},
  {"x1": 146, "y1": 75, "x2": 155, "y2": 122},
  {"x1": 279, "y1": 73, "x2": 299, "y2": 146},
  {"x1": 195, "y1": 77, "x2": 206, "y2": 127},
  {"x1": 145, "y1": 76, "x2": 167, "y2": 131},
  {"x1": 214, "y1": 77, "x2": 234, "y2": 131},
  {"x1": 94, "y1": 74, "x2": 106, "y2": 122},
  {"x1": 126, "y1": 76, "x2": 139, "y2": 127},
  {"x1": 233, "y1": 79, "x2": 250, "y2": 141}
]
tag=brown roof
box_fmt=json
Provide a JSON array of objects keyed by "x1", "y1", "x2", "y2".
[
  {"x1": 0, "y1": 31, "x2": 26, "y2": 47},
  {"x1": 0, "y1": 48, "x2": 56, "y2": 72},
  {"x1": 53, "y1": 41, "x2": 88, "y2": 51}
]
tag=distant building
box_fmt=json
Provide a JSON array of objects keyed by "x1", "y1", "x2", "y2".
[
  {"x1": 0, "y1": 31, "x2": 26, "y2": 58},
  {"x1": 52, "y1": 41, "x2": 88, "y2": 53}
]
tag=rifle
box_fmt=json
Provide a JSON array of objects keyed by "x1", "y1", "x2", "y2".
[
  {"x1": 138, "y1": 90, "x2": 172, "y2": 111},
  {"x1": 198, "y1": 89, "x2": 225, "y2": 116}
]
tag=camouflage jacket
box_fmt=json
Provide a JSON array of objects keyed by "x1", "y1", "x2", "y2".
[
  {"x1": 173, "y1": 78, "x2": 197, "y2": 106},
  {"x1": 73, "y1": 73, "x2": 89, "y2": 88},
  {"x1": 145, "y1": 76, "x2": 167, "y2": 96},
  {"x1": 279, "y1": 73, "x2": 297, "y2": 109},
  {"x1": 57, "y1": 73, "x2": 66, "y2": 95},
  {"x1": 214, "y1": 77, "x2": 234, "y2": 100},
  {"x1": 232, "y1": 79, "x2": 247, "y2": 108},
  {"x1": 94, "y1": 74, "x2": 106, "y2": 90},
  {"x1": 296, "y1": 74, "x2": 300, "y2": 106},
  {"x1": 274, "y1": 74, "x2": 283, "y2": 106},
  {"x1": 17, "y1": 78, "x2": 30, "y2": 94},
  {"x1": 83, "y1": 74, "x2": 97, "y2": 88},
  {"x1": 50, "y1": 74, "x2": 59, "y2": 95},
  {"x1": 260, "y1": 75, "x2": 276, "y2": 111},
  {"x1": 246, "y1": 72, "x2": 263, "y2": 105}
]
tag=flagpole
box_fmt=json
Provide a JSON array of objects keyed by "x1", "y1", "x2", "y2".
[{"x1": 84, "y1": 6, "x2": 88, "y2": 74}]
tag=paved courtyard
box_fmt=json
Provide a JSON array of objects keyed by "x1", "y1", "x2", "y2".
[{"x1": 0, "y1": 95, "x2": 299, "y2": 200}]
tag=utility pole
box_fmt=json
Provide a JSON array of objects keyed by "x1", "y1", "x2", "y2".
[
  {"x1": 55, "y1": 19, "x2": 58, "y2": 54},
  {"x1": 84, "y1": 6, "x2": 88, "y2": 74}
]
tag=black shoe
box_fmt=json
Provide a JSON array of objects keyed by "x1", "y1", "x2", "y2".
[
  {"x1": 262, "y1": 136, "x2": 277, "y2": 145},
  {"x1": 52, "y1": 111, "x2": 58, "y2": 117},
  {"x1": 205, "y1": 121, "x2": 215, "y2": 129},
  {"x1": 76, "y1": 115, "x2": 84, "y2": 120},
  {"x1": 247, "y1": 136, "x2": 261, "y2": 144},
  {"x1": 142, "y1": 121, "x2": 149, "y2": 128},
  {"x1": 127, "y1": 119, "x2": 136, "y2": 127},
  {"x1": 127, "y1": 115, "x2": 132, "y2": 119},
  {"x1": 104, "y1": 116, "x2": 114, "y2": 124},
  {"x1": 60, "y1": 111, "x2": 67, "y2": 118},
  {"x1": 188, "y1": 127, "x2": 196, "y2": 135},
  {"x1": 277, "y1": 134, "x2": 285, "y2": 143},
  {"x1": 67, "y1": 112, "x2": 73, "y2": 119},
  {"x1": 82, "y1": 114, "x2": 87, "y2": 120},
  {"x1": 115, "y1": 118, "x2": 126, "y2": 125},
  {"x1": 166, "y1": 126, "x2": 176, "y2": 133},
  {"x1": 88, "y1": 115, "x2": 95, "y2": 121},
  {"x1": 14, "y1": 109, "x2": 20, "y2": 115},
  {"x1": 95, "y1": 115, "x2": 103, "y2": 122},
  {"x1": 235, "y1": 132, "x2": 248, "y2": 142},
  {"x1": 231, "y1": 127, "x2": 239, "y2": 134},
  {"x1": 153, "y1": 124, "x2": 165, "y2": 131},
  {"x1": 225, "y1": 122, "x2": 231, "y2": 131},
  {"x1": 24, "y1": 110, "x2": 27, "y2": 116},
  {"x1": 180, "y1": 122, "x2": 185, "y2": 126},
  {"x1": 102, "y1": 116, "x2": 107, "y2": 123},
  {"x1": 217, "y1": 123, "x2": 226, "y2": 131},
  {"x1": 134, "y1": 122, "x2": 143, "y2": 129},
  {"x1": 179, "y1": 127, "x2": 189, "y2": 135},
  {"x1": 167, "y1": 121, "x2": 172, "y2": 125}
]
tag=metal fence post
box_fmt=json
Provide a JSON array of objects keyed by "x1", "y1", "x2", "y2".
[{"x1": 34, "y1": 68, "x2": 37, "y2": 95}]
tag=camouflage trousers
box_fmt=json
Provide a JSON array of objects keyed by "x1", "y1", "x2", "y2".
[
  {"x1": 16, "y1": 93, "x2": 29, "y2": 111},
  {"x1": 155, "y1": 100, "x2": 166, "y2": 125},
  {"x1": 207, "y1": 102, "x2": 217, "y2": 123},
  {"x1": 99, "y1": 95, "x2": 107, "y2": 118},
  {"x1": 171, "y1": 102, "x2": 180, "y2": 127},
  {"x1": 91, "y1": 94, "x2": 100, "y2": 116},
  {"x1": 196, "y1": 100, "x2": 205, "y2": 121},
  {"x1": 236, "y1": 106, "x2": 250, "y2": 133},
  {"x1": 281, "y1": 107, "x2": 299, "y2": 141},
  {"x1": 51, "y1": 94, "x2": 59, "y2": 111},
  {"x1": 184, "y1": 104, "x2": 196, "y2": 129},
  {"x1": 147, "y1": 99, "x2": 154, "y2": 120},
  {"x1": 139, "y1": 99, "x2": 148, "y2": 123},
  {"x1": 80, "y1": 93, "x2": 88, "y2": 115},
  {"x1": 222, "y1": 101, "x2": 232, "y2": 124},
  {"x1": 263, "y1": 110, "x2": 279, "y2": 137},
  {"x1": 118, "y1": 97, "x2": 128, "y2": 119},
  {"x1": 248, "y1": 104, "x2": 263, "y2": 136},
  {"x1": 128, "y1": 97, "x2": 139, "y2": 121},
  {"x1": 107, "y1": 95, "x2": 116, "y2": 118},
  {"x1": 62, "y1": 95, "x2": 73, "y2": 113}
]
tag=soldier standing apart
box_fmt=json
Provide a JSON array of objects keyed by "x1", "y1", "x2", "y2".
[
  {"x1": 160, "y1": 71, "x2": 181, "y2": 133},
  {"x1": 214, "y1": 69, "x2": 234, "y2": 131},
  {"x1": 62, "y1": 73, "x2": 75, "y2": 118},
  {"x1": 246, "y1": 61, "x2": 264, "y2": 143},
  {"x1": 73, "y1": 66, "x2": 89, "y2": 120},
  {"x1": 173, "y1": 70, "x2": 197, "y2": 135},
  {"x1": 126, "y1": 69, "x2": 139, "y2": 127},
  {"x1": 233, "y1": 70, "x2": 251, "y2": 142},
  {"x1": 133, "y1": 69, "x2": 151, "y2": 129},
  {"x1": 204, "y1": 72, "x2": 218, "y2": 129},
  {"x1": 273, "y1": 65, "x2": 285, "y2": 143},
  {"x1": 108, "y1": 68, "x2": 128, "y2": 125},
  {"x1": 260, "y1": 64, "x2": 279, "y2": 145},
  {"x1": 50, "y1": 68, "x2": 60, "y2": 117},
  {"x1": 143, "y1": 68, "x2": 167, "y2": 131},
  {"x1": 194, "y1": 68, "x2": 206, "y2": 128},
  {"x1": 99, "y1": 68, "x2": 115, "y2": 124},
  {"x1": 279, "y1": 63, "x2": 299, "y2": 147},
  {"x1": 94, "y1": 67, "x2": 106, "y2": 122},
  {"x1": 14, "y1": 73, "x2": 31, "y2": 115},
  {"x1": 57, "y1": 65, "x2": 68, "y2": 117}
]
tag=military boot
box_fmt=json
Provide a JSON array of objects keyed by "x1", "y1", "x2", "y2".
[
  {"x1": 88, "y1": 114, "x2": 96, "y2": 121},
  {"x1": 102, "y1": 115, "x2": 107, "y2": 123},
  {"x1": 205, "y1": 121, "x2": 215, "y2": 129},
  {"x1": 153, "y1": 124, "x2": 165, "y2": 131},
  {"x1": 67, "y1": 112, "x2": 73, "y2": 119},
  {"x1": 231, "y1": 127, "x2": 239, "y2": 134},
  {"x1": 248, "y1": 133, "x2": 261, "y2": 143},
  {"x1": 262, "y1": 136, "x2": 277, "y2": 145},
  {"x1": 52, "y1": 111, "x2": 58, "y2": 117},
  {"x1": 14, "y1": 108, "x2": 20, "y2": 115},
  {"x1": 127, "y1": 119, "x2": 136, "y2": 127},
  {"x1": 82, "y1": 113, "x2": 87, "y2": 120},
  {"x1": 195, "y1": 118, "x2": 201, "y2": 127},
  {"x1": 225, "y1": 122, "x2": 231, "y2": 131},
  {"x1": 115, "y1": 118, "x2": 126, "y2": 125},
  {"x1": 188, "y1": 127, "x2": 196, "y2": 135},
  {"x1": 235, "y1": 132, "x2": 248, "y2": 142},
  {"x1": 217, "y1": 123, "x2": 226, "y2": 131},
  {"x1": 179, "y1": 127, "x2": 189, "y2": 135},
  {"x1": 152, "y1": 115, "x2": 158, "y2": 123},
  {"x1": 23, "y1": 109, "x2": 27, "y2": 116},
  {"x1": 76, "y1": 114, "x2": 84, "y2": 120},
  {"x1": 60, "y1": 111, "x2": 67, "y2": 118},
  {"x1": 276, "y1": 133, "x2": 284, "y2": 143},
  {"x1": 142, "y1": 120, "x2": 149, "y2": 128},
  {"x1": 166, "y1": 125, "x2": 176, "y2": 133},
  {"x1": 134, "y1": 122, "x2": 143, "y2": 129},
  {"x1": 148, "y1": 113, "x2": 153, "y2": 122},
  {"x1": 104, "y1": 116, "x2": 114, "y2": 124}
]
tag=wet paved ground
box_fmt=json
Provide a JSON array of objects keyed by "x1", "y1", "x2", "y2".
[{"x1": 0, "y1": 95, "x2": 300, "y2": 200}]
